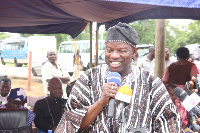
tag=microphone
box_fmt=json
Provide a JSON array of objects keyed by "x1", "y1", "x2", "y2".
[
  {"x1": 115, "y1": 85, "x2": 132, "y2": 120},
  {"x1": 107, "y1": 72, "x2": 121, "y2": 118},
  {"x1": 196, "y1": 74, "x2": 200, "y2": 96},
  {"x1": 174, "y1": 87, "x2": 200, "y2": 115}
]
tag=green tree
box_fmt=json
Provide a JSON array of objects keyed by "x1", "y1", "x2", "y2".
[
  {"x1": 74, "y1": 24, "x2": 90, "y2": 40},
  {"x1": 187, "y1": 20, "x2": 200, "y2": 44},
  {"x1": 0, "y1": 32, "x2": 10, "y2": 40},
  {"x1": 129, "y1": 19, "x2": 156, "y2": 44}
]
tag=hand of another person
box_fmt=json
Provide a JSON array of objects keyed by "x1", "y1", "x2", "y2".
[
  {"x1": 196, "y1": 118, "x2": 200, "y2": 125},
  {"x1": 191, "y1": 89, "x2": 198, "y2": 93},
  {"x1": 98, "y1": 82, "x2": 119, "y2": 107}
]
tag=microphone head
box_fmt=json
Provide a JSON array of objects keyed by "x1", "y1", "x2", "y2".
[
  {"x1": 108, "y1": 72, "x2": 121, "y2": 87},
  {"x1": 115, "y1": 86, "x2": 132, "y2": 103},
  {"x1": 173, "y1": 87, "x2": 188, "y2": 101}
]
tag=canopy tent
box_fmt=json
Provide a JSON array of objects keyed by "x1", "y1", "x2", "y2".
[
  {"x1": 1, "y1": 0, "x2": 200, "y2": 78},
  {"x1": 1, "y1": 0, "x2": 200, "y2": 38}
]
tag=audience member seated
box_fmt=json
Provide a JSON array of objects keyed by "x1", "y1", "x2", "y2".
[
  {"x1": 0, "y1": 88, "x2": 36, "y2": 132},
  {"x1": 166, "y1": 84, "x2": 190, "y2": 130},
  {"x1": 34, "y1": 77, "x2": 67, "y2": 133},
  {"x1": 0, "y1": 78, "x2": 11, "y2": 105}
]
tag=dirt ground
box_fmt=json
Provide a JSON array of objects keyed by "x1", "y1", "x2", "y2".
[{"x1": 9, "y1": 77, "x2": 45, "y2": 97}]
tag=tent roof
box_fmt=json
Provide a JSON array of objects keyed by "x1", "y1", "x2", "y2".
[{"x1": 1, "y1": 0, "x2": 200, "y2": 38}]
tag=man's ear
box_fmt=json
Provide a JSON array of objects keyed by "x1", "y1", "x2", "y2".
[{"x1": 132, "y1": 47, "x2": 138, "y2": 59}]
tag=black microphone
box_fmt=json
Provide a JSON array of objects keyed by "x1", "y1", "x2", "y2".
[
  {"x1": 107, "y1": 72, "x2": 121, "y2": 118},
  {"x1": 196, "y1": 74, "x2": 200, "y2": 96},
  {"x1": 185, "y1": 81, "x2": 192, "y2": 95},
  {"x1": 174, "y1": 87, "x2": 200, "y2": 115}
]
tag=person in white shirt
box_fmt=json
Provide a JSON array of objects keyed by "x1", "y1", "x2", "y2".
[
  {"x1": 137, "y1": 46, "x2": 155, "y2": 72},
  {"x1": 0, "y1": 78, "x2": 11, "y2": 105},
  {"x1": 41, "y1": 49, "x2": 70, "y2": 97},
  {"x1": 165, "y1": 46, "x2": 175, "y2": 71}
]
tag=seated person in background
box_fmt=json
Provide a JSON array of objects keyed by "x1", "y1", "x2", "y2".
[
  {"x1": 0, "y1": 88, "x2": 36, "y2": 131},
  {"x1": 166, "y1": 84, "x2": 190, "y2": 130},
  {"x1": 0, "y1": 78, "x2": 11, "y2": 105},
  {"x1": 34, "y1": 77, "x2": 67, "y2": 133}
]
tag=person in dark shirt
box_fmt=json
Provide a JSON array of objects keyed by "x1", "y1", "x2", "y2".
[{"x1": 34, "y1": 77, "x2": 67, "y2": 133}]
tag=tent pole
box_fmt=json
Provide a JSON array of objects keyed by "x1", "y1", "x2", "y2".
[
  {"x1": 95, "y1": 24, "x2": 99, "y2": 67},
  {"x1": 90, "y1": 22, "x2": 93, "y2": 68},
  {"x1": 155, "y1": 19, "x2": 166, "y2": 79}
]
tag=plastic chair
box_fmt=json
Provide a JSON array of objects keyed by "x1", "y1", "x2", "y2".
[{"x1": 0, "y1": 108, "x2": 30, "y2": 133}]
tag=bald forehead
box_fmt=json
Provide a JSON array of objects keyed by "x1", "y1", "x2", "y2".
[
  {"x1": 47, "y1": 50, "x2": 56, "y2": 56},
  {"x1": 49, "y1": 78, "x2": 62, "y2": 87}
]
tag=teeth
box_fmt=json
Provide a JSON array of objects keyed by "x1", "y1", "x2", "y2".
[{"x1": 111, "y1": 62, "x2": 120, "y2": 65}]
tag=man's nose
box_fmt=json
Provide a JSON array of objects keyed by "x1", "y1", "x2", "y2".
[{"x1": 110, "y1": 51, "x2": 120, "y2": 58}]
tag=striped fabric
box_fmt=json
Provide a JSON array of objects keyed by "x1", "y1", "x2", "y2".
[{"x1": 56, "y1": 64, "x2": 182, "y2": 133}]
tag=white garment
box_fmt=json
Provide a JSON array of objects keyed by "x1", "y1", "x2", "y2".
[
  {"x1": 137, "y1": 56, "x2": 155, "y2": 72},
  {"x1": 0, "y1": 95, "x2": 8, "y2": 105},
  {"x1": 165, "y1": 59, "x2": 174, "y2": 71},
  {"x1": 27, "y1": 95, "x2": 46, "y2": 107},
  {"x1": 41, "y1": 61, "x2": 69, "y2": 98}
]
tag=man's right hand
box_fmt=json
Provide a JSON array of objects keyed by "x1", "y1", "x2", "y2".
[{"x1": 98, "y1": 82, "x2": 119, "y2": 107}]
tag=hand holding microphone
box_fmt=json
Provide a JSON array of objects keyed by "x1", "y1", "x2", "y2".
[{"x1": 107, "y1": 72, "x2": 121, "y2": 118}]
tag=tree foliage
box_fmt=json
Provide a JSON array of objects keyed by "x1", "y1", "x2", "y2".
[
  {"x1": 129, "y1": 19, "x2": 156, "y2": 45},
  {"x1": 0, "y1": 32, "x2": 10, "y2": 40},
  {"x1": 187, "y1": 20, "x2": 200, "y2": 44}
]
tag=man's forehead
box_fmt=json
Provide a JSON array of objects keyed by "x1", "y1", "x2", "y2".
[
  {"x1": 49, "y1": 78, "x2": 62, "y2": 86},
  {"x1": 105, "y1": 41, "x2": 133, "y2": 48}
]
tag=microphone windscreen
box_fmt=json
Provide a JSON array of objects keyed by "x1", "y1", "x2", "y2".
[
  {"x1": 108, "y1": 72, "x2": 121, "y2": 87},
  {"x1": 115, "y1": 86, "x2": 132, "y2": 103},
  {"x1": 174, "y1": 87, "x2": 188, "y2": 101}
]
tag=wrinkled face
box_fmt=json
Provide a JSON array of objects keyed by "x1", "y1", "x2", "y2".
[
  {"x1": 105, "y1": 42, "x2": 136, "y2": 76},
  {"x1": 165, "y1": 48, "x2": 170, "y2": 60},
  {"x1": 7, "y1": 98, "x2": 22, "y2": 108},
  {"x1": 49, "y1": 81, "x2": 63, "y2": 99},
  {"x1": 0, "y1": 81, "x2": 11, "y2": 97},
  {"x1": 47, "y1": 51, "x2": 57, "y2": 64}
]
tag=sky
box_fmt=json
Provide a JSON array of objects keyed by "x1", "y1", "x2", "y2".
[{"x1": 168, "y1": 19, "x2": 194, "y2": 26}]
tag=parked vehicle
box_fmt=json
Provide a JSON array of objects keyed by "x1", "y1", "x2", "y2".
[
  {"x1": 136, "y1": 43, "x2": 154, "y2": 58},
  {"x1": 0, "y1": 37, "x2": 28, "y2": 67},
  {"x1": 57, "y1": 40, "x2": 105, "y2": 76},
  {"x1": 0, "y1": 36, "x2": 57, "y2": 76},
  {"x1": 185, "y1": 43, "x2": 200, "y2": 60}
]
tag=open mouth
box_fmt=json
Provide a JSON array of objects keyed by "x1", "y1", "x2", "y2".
[{"x1": 110, "y1": 62, "x2": 121, "y2": 67}]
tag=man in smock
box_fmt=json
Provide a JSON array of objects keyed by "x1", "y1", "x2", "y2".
[{"x1": 56, "y1": 22, "x2": 182, "y2": 133}]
